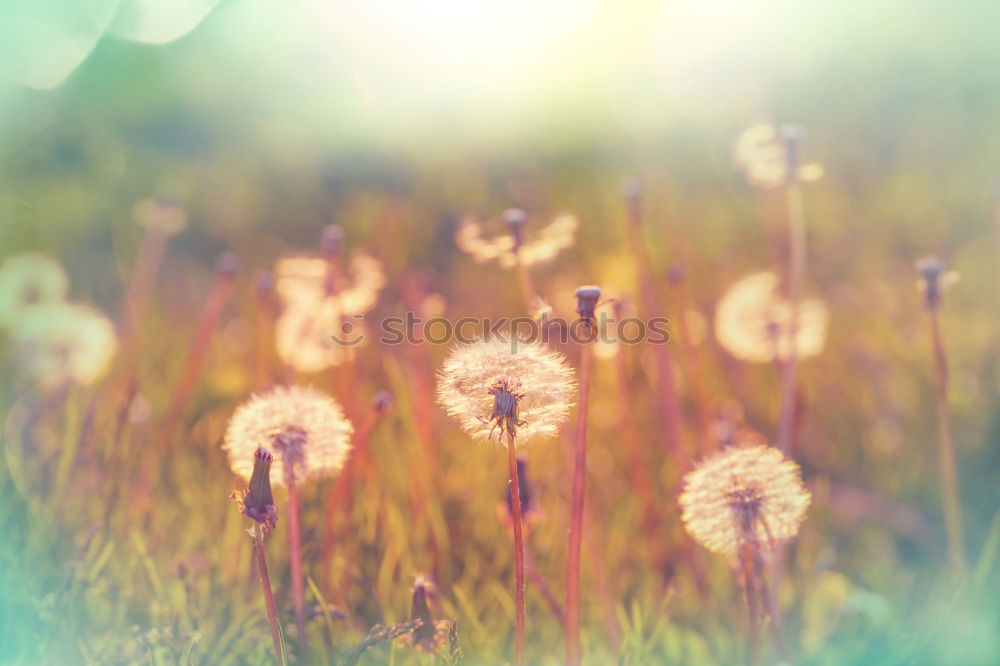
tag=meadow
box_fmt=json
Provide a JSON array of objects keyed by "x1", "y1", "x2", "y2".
[{"x1": 1, "y1": 2, "x2": 999, "y2": 665}]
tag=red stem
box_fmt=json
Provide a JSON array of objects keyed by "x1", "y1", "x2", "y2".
[
  {"x1": 740, "y1": 543, "x2": 760, "y2": 666},
  {"x1": 287, "y1": 473, "x2": 309, "y2": 664},
  {"x1": 928, "y1": 311, "x2": 966, "y2": 575},
  {"x1": 255, "y1": 526, "x2": 285, "y2": 666},
  {"x1": 565, "y1": 342, "x2": 591, "y2": 666},
  {"x1": 506, "y1": 431, "x2": 526, "y2": 666},
  {"x1": 776, "y1": 181, "x2": 805, "y2": 453}
]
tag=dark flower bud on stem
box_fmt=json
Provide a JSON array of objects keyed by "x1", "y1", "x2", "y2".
[
  {"x1": 621, "y1": 177, "x2": 643, "y2": 224},
  {"x1": 779, "y1": 124, "x2": 806, "y2": 186},
  {"x1": 240, "y1": 446, "x2": 278, "y2": 532},
  {"x1": 916, "y1": 256, "x2": 948, "y2": 311},
  {"x1": 505, "y1": 456, "x2": 533, "y2": 518},
  {"x1": 214, "y1": 252, "x2": 240, "y2": 279},
  {"x1": 504, "y1": 208, "x2": 528, "y2": 251},
  {"x1": 575, "y1": 285, "x2": 601, "y2": 327},
  {"x1": 322, "y1": 224, "x2": 344, "y2": 257}
]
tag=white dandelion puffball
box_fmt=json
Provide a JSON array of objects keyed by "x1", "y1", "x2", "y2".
[
  {"x1": 715, "y1": 271, "x2": 829, "y2": 363},
  {"x1": 9, "y1": 302, "x2": 118, "y2": 387},
  {"x1": 224, "y1": 385, "x2": 353, "y2": 485},
  {"x1": 436, "y1": 338, "x2": 575, "y2": 444}
]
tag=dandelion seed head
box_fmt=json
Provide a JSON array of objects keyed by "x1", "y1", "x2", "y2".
[
  {"x1": 0, "y1": 253, "x2": 69, "y2": 325},
  {"x1": 10, "y1": 302, "x2": 118, "y2": 388},
  {"x1": 715, "y1": 271, "x2": 828, "y2": 363},
  {"x1": 733, "y1": 124, "x2": 823, "y2": 189},
  {"x1": 680, "y1": 444, "x2": 811, "y2": 557},
  {"x1": 436, "y1": 338, "x2": 574, "y2": 444},
  {"x1": 274, "y1": 255, "x2": 385, "y2": 310},
  {"x1": 455, "y1": 213, "x2": 578, "y2": 268},
  {"x1": 133, "y1": 197, "x2": 188, "y2": 234},
  {"x1": 272, "y1": 254, "x2": 385, "y2": 371},
  {"x1": 223, "y1": 385, "x2": 353, "y2": 485},
  {"x1": 274, "y1": 298, "x2": 358, "y2": 372}
]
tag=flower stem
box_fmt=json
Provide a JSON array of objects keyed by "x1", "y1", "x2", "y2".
[
  {"x1": 566, "y1": 340, "x2": 591, "y2": 666},
  {"x1": 514, "y1": 252, "x2": 538, "y2": 315},
  {"x1": 254, "y1": 524, "x2": 285, "y2": 666},
  {"x1": 776, "y1": 179, "x2": 805, "y2": 454},
  {"x1": 740, "y1": 543, "x2": 761, "y2": 666},
  {"x1": 928, "y1": 309, "x2": 967, "y2": 576},
  {"x1": 287, "y1": 473, "x2": 309, "y2": 663},
  {"x1": 506, "y1": 430, "x2": 526, "y2": 666}
]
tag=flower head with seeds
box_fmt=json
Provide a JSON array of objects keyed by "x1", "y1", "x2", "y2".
[
  {"x1": 455, "y1": 212, "x2": 578, "y2": 269},
  {"x1": 680, "y1": 445, "x2": 811, "y2": 557},
  {"x1": 715, "y1": 271, "x2": 828, "y2": 363},
  {"x1": 272, "y1": 254, "x2": 385, "y2": 372},
  {"x1": 733, "y1": 124, "x2": 823, "y2": 189},
  {"x1": 9, "y1": 302, "x2": 118, "y2": 388},
  {"x1": 223, "y1": 386, "x2": 353, "y2": 486},
  {"x1": 132, "y1": 197, "x2": 189, "y2": 234},
  {"x1": 437, "y1": 338, "x2": 574, "y2": 444},
  {"x1": 0, "y1": 253, "x2": 69, "y2": 327}
]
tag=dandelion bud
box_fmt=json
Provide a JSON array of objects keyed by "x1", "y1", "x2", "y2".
[
  {"x1": 575, "y1": 285, "x2": 601, "y2": 323},
  {"x1": 621, "y1": 177, "x2": 643, "y2": 222},
  {"x1": 504, "y1": 456, "x2": 533, "y2": 518},
  {"x1": 410, "y1": 575, "x2": 435, "y2": 645},
  {"x1": 372, "y1": 390, "x2": 393, "y2": 413},
  {"x1": 503, "y1": 208, "x2": 529, "y2": 250},
  {"x1": 215, "y1": 252, "x2": 239, "y2": 278},
  {"x1": 399, "y1": 575, "x2": 454, "y2": 654},
  {"x1": 915, "y1": 256, "x2": 957, "y2": 312},
  {"x1": 133, "y1": 196, "x2": 188, "y2": 234},
  {"x1": 238, "y1": 446, "x2": 278, "y2": 532},
  {"x1": 255, "y1": 271, "x2": 275, "y2": 298},
  {"x1": 321, "y1": 224, "x2": 344, "y2": 256},
  {"x1": 779, "y1": 124, "x2": 806, "y2": 185},
  {"x1": 666, "y1": 265, "x2": 685, "y2": 285}
]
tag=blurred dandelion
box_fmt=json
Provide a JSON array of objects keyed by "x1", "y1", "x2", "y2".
[
  {"x1": 274, "y1": 297, "x2": 358, "y2": 373},
  {"x1": 715, "y1": 271, "x2": 828, "y2": 364},
  {"x1": 680, "y1": 444, "x2": 811, "y2": 558},
  {"x1": 273, "y1": 254, "x2": 385, "y2": 372},
  {"x1": 436, "y1": 338, "x2": 575, "y2": 443},
  {"x1": 456, "y1": 209, "x2": 578, "y2": 315},
  {"x1": 9, "y1": 302, "x2": 118, "y2": 388},
  {"x1": 274, "y1": 254, "x2": 386, "y2": 311},
  {"x1": 0, "y1": 253, "x2": 69, "y2": 326},
  {"x1": 223, "y1": 385, "x2": 353, "y2": 485},
  {"x1": 733, "y1": 124, "x2": 823, "y2": 190},
  {"x1": 455, "y1": 211, "x2": 578, "y2": 269}
]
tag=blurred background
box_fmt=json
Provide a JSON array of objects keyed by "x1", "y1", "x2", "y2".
[{"x1": 1, "y1": 0, "x2": 999, "y2": 664}]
